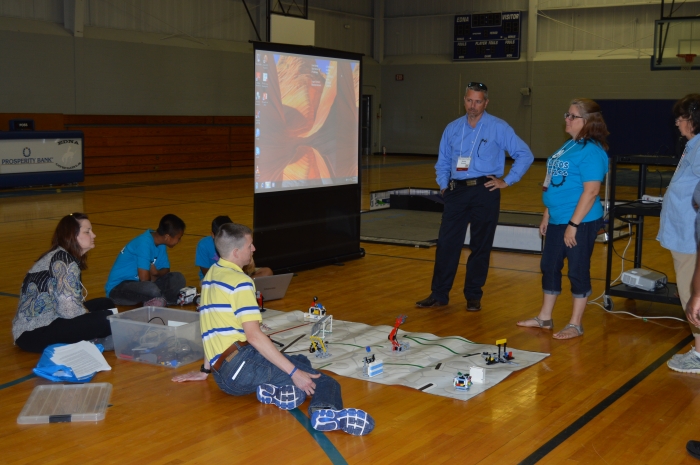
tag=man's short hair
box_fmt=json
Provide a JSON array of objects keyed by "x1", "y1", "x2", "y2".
[
  {"x1": 211, "y1": 215, "x2": 233, "y2": 235},
  {"x1": 215, "y1": 223, "x2": 252, "y2": 259},
  {"x1": 157, "y1": 214, "x2": 186, "y2": 236},
  {"x1": 466, "y1": 82, "x2": 489, "y2": 100}
]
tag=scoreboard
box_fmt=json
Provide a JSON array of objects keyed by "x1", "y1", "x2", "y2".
[{"x1": 453, "y1": 11, "x2": 521, "y2": 61}]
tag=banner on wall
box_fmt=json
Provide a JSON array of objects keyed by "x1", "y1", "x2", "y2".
[
  {"x1": 0, "y1": 131, "x2": 85, "y2": 188},
  {"x1": 0, "y1": 138, "x2": 83, "y2": 174}
]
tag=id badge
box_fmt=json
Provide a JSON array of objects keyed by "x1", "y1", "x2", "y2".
[
  {"x1": 542, "y1": 172, "x2": 552, "y2": 192},
  {"x1": 456, "y1": 157, "x2": 471, "y2": 171}
]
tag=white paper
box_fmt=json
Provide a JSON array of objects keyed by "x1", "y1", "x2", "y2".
[{"x1": 51, "y1": 341, "x2": 112, "y2": 378}]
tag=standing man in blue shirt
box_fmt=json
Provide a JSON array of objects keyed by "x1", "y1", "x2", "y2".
[{"x1": 416, "y1": 82, "x2": 534, "y2": 311}]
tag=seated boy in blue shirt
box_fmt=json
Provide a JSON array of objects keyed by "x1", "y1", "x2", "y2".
[
  {"x1": 105, "y1": 214, "x2": 186, "y2": 307},
  {"x1": 195, "y1": 216, "x2": 272, "y2": 281}
]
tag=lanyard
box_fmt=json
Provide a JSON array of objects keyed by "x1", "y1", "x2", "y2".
[
  {"x1": 456, "y1": 119, "x2": 482, "y2": 172},
  {"x1": 543, "y1": 139, "x2": 577, "y2": 190}
]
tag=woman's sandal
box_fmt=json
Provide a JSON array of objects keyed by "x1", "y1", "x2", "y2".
[
  {"x1": 516, "y1": 316, "x2": 554, "y2": 330},
  {"x1": 553, "y1": 323, "x2": 583, "y2": 340}
]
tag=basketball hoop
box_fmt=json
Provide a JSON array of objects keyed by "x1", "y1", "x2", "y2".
[{"x1": 676, "y1": 54, "x2": 696, "y2": 71}]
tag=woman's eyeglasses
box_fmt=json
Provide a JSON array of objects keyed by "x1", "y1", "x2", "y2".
[
  {"x1": 676, "y1": 116, "x2": 690, "y2": 124},
  {"x1": 564, "y1": 112, "x2": 584, "y2": 121}
]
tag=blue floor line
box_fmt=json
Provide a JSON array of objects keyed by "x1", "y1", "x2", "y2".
[
  {"x1": 288, "y1": 409, "x2": 348, "y2": 465},
  {"x1": 0, "y1": 373, "x2": 36, "y2": 390}
]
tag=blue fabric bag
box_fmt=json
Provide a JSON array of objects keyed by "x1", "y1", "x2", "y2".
[{"x1": 33, "y1": 343, "x2": 105, "y2": 383}]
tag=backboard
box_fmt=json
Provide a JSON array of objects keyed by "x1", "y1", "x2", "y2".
[{"x1": 652, "y1": 17, "x2": 700, "y2": 71}]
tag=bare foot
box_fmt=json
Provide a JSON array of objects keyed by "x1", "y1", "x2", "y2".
[
  {"x1": 553, "y1": 324, "x2": 583, "y2": 340},
  {"x1": 516, "y1": 317, "x2": 553, "y2": 329}
]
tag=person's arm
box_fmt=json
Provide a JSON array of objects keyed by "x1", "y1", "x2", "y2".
[
  {"x1": 243, "y1": 321, "x2": 320, "y2": 395},
  {"x1": 149, "y1": 263, "x2": 170, "y2": 280},
  {"x1": 138, "y1": 268, "x2": 151, "y2": 282},
  {"x1": 540, "y1": 208, "x2": 550, "y2": 236},
  {"x1": 435, "y1": 125, "x2": 454, "y2": 193},
  {"x1": 563, "y1": 181, "x2": 601, "y2": 248},
  {"x1": 172, "y1": 359, "x2": 209, "y2": 382},
  {"x1": 499, "y1": 123, "x2": 534, "y2": 187},
  {"x1": 149, "y1": 246, "x2": 171, "y2": 280},
  {"x1": 52, "y1": 254, "x2": 88, "y2": 318}
]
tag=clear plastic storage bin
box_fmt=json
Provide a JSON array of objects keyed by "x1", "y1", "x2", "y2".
[{"x1": 108, "y1": 306, "x2": 203, "y2": 368}]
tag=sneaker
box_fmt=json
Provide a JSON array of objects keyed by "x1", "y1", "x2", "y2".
[
  {"x1": 144, "y1": 297, "x2": 167, "y2": 308},
  {"x1": 256, "y1": 384, "x2": 306, "y2": 410},
  {"x1": 667, "y1": 350, "x2": 700, "y2": 374},
  {"x1": 310, "y1": 408, "x2": 375, "y2": 436},
  {"x1": 415, "y1": 296, "x2": 447, "y2": 308}
]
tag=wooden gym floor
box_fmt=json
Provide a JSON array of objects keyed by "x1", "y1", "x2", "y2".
[{"x1": 0, "y1": 156, "x2": 696, "y2": 464}]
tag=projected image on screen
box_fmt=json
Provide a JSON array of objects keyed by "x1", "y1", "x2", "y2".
[{"x1": 254, "y1": 49, "x2": 360, "y2": 193}]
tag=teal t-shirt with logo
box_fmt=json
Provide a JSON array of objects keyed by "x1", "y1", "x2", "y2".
[{"x1": 542, "y1": 139, "x2": 608, "y2": 225}]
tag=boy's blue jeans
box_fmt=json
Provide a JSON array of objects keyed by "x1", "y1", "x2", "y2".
[{"x1": 212, "y1": 345, "x2": 343, "y2": 415}]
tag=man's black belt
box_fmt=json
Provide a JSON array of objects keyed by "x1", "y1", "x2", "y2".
[{"x1": 451, "y1": 176, "x2": 490, "y2": 187}]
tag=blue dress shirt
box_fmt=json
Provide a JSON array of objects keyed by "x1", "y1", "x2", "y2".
[
  {"x1": 435, "y1": 111, "x2": 534, "y2": 190},
  {"x1": 658, "y1": 133, "x2": 700, "y2": 254}
]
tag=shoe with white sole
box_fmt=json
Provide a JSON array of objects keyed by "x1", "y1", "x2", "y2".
[
  {"x1": 667, "y1": 350, "x2": 700, "y2": 374},
  {"x1": 310, "y1": 408, "x2": 375, "y2": 436},
  {"x1": 256, "y1": 384, "x2": 306, "y2": 410}
]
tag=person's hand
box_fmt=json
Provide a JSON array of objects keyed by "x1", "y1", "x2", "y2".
[
  {"x1": 291, "y1": 370, "x2": 321, "y2": 396},
  {"x1": 150, "y1": 263, "x2": 159, "y2": 281},
  {"x1": 686, "y1": 294, "x2": 700, "y2": 327},
  {"x1": 564, "y1": 225, "x2": 578, "y2": 248},
  {"x1": 485, "y1": 175, "x2": 507, "y2": 191},
  {"x1": 172, "y1": 371, "x2": 208, "y2": 382},
  {"x1": 539, "y1": 219, "x2": 548, "y2": 236}
]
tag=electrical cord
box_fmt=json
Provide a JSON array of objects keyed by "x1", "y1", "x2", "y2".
[{"x1": 588, "y1": 222, "x2": 683, "y2": 323}]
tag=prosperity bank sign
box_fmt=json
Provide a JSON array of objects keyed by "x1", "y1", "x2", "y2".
[{"x1": 0, "y1": 138, "x2": 83, "y2": 174}]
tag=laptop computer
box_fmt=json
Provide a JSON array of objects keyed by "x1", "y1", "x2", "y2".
[{"x1": 253, "y1": 273, "x2": 293, "y2": 301}]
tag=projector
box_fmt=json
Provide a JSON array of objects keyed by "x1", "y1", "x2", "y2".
[{"x1": 621, "y1": 269, "x2": 667, "y2": 291}]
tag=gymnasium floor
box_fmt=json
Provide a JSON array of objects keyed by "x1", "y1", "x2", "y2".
[{"x1": 0, "y1": 156, "x2": 697, "y2": 464}]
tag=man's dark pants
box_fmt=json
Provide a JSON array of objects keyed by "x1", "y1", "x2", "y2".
[{"x1": 429, "y1": 182, "x2": 500, "y2": 304}]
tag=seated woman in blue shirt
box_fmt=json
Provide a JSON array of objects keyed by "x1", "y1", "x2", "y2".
[{"x1": 517, "y1": 99, "x2": 609, "y2": 339}]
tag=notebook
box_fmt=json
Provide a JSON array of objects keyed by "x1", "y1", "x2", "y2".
[{"x1": 253, "y1": 273, "x2": 293, "y2": 301}]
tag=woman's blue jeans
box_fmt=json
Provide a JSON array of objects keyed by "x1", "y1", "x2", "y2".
[
  {"x1": 541, "y1": 218, "x2": 603, "y2": 298},
  {"x1": 212, "y1": 345, "x2": 343, "y2": 415}
]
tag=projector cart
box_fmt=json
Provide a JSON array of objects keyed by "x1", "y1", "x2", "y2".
[{"x1": 603, "y1": 154, "x2": 682, "y2": 310}]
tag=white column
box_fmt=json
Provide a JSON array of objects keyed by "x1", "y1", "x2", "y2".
[
  {"x1": 373, "y1": 0, "x2": 384, "y2": 64},
  {"x1": 64, "y1": 0, "x2": 85, "y2": 38}
]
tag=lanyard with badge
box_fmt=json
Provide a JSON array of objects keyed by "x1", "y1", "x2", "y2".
[
  {"x1": 542, "y1": 140, "x2": 576, "y2": 191},
  {"x1": 456, "y1": 119, "x2": 482, "y2": 171}
]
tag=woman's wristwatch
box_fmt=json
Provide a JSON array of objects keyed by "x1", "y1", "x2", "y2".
[{"x1": 568, "y1": 220, "x2": 579, "y2": 228}]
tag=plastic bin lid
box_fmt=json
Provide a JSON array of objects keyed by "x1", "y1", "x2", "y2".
[{"x1": 17, "y1": 383, "x2": 113, "y2": 424}]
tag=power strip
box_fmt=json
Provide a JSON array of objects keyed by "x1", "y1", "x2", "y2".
[{"x1": 641, "y1": 194, "x2": 663, "y2": 203}]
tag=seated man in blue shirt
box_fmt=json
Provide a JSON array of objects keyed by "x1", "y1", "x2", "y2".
[
  {"x1": 105, "y1": 214, "x2": 186, "y2": 307},
  {"x1": 416, "y1": 82, "x2": 534, "y2": 312},
  {"x1": 195, "y1": 215, "x2": 272, "y2": 281}
]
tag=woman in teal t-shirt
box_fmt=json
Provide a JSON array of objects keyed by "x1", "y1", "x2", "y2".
[{"x1": 517, "y1": 99, "x2": 609, "y2": 339}]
